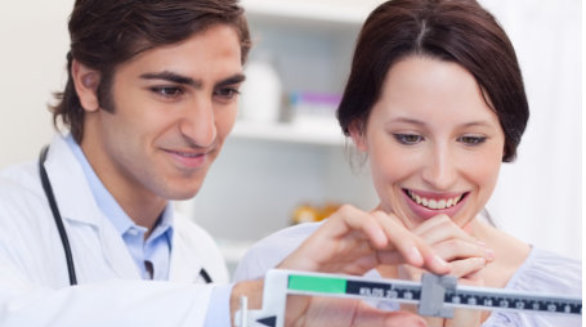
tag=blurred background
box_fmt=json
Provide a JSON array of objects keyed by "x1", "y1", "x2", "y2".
[{"x1": 0, "y1": 0, "x2": 581, "y2": 275}]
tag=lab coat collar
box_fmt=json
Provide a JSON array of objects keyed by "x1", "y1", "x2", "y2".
[
  {"x1": 170, "y1": 229, "x2": 203, "y2": 282},
  {"x1": 43, "y1": 134, "x2": 141, "y2": 279},
  {"x1": 42, "y1": 134, "x2": 206, "y2": 282},
  {"x1": 43, "y1": 134, "x2": 102, "y2": 226}
]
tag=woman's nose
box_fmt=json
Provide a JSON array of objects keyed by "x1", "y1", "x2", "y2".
[{"x1": 421, "y1": 145, "x2": 457, "y2": 190}]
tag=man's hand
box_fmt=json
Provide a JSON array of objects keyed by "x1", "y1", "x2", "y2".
[
  {"x1": 285, "y1": 295, "x2": 427, "y2": 327},
  {"x1": 230, "y1": 280, "x2": 427, "y2": 327}
]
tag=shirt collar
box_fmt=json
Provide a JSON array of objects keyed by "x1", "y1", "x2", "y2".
[{"x1": 64, "y1": 134, "x2": 174, "y2": 239}]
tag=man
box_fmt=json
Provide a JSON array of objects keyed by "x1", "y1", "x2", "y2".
[{"x1": 0, "y1": 1, "x2": 448, "y2": 326}]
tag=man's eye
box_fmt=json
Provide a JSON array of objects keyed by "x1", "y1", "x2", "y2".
[
  {"x1": 393, "y1": 134, "x2": 423, "y2": 145},
  {"x1": 150, "y1": 86, "x2": 183, "y2": 97},
  {"x1": 458, "y1": 136, "x2": 487, "y2": 145},
  {"x1": 214, "y1": 87, "x2": 240, "y2": 100}
]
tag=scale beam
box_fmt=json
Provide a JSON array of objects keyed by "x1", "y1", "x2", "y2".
[{"x1": 235, "y1": 269, "x2": 582, "y2": 327}]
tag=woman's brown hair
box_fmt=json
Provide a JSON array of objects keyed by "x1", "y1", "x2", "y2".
[{"x1": 337, "y1": 0, "x2": 528, "y2": 162}]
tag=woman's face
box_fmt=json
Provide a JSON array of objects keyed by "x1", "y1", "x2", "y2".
[{"x1": 351, "y1": 56, "x2": 505, "y2": 230}]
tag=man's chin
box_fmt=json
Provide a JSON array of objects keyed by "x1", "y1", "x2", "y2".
[
  {"x1": 170, "y1": 189, "x2": 200, "y2": 201},
  {"x1": 160, "y1": 183, "x2": 202, "y2": 201}
]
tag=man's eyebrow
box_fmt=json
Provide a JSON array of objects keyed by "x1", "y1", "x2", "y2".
[
  {"x1": 216, "y1": 74, "x2": 246, "y2": 88},
  {"x1": 140, "y1": 71, "x2": 202, "y2": 88},
  {"x1": 140, "y1": 71, "x2": 246, "y2": 89}
]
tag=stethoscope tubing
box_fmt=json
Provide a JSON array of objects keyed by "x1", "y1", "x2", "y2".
[
  {"x1": 38, "y1": 145, "x2": 212, "y2": 286},
  {"x1": 39, "y1": 145, "x2": 78, "y2": 285}
]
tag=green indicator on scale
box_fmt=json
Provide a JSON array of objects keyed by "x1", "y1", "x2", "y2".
[{"x1": 288, "y1": 275, "x2": 347, "y2": 294}]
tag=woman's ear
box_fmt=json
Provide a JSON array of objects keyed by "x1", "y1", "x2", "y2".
[
  {"x1": 348, "y1": 121, "x2": 368, "y2": 152},
  {"x1": 71, "y1": 59, "x2": 101, "y2": 112}
]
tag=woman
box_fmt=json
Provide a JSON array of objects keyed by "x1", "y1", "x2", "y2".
[{"x1": 233, "y1": 0, "x2": 581, "y2": 326}]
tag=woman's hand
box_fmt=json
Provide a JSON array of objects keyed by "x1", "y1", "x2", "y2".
[
  {"x1": 272, "y1": 204, "x2": 452, "y2": 327},
  {"x1": 277, "y1": 204, "x2": 450, "y2": 275},
  {"x1": 398, "y1": 214, "x2": 494, "y2": 327},
  {"x1": 412, "y1": 214, "x2": 494, "y2": 277}
]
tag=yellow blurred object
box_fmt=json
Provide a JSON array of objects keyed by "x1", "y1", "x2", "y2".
[{"x1": 291, "y1": 202, "x2": 341, "y2": 224}]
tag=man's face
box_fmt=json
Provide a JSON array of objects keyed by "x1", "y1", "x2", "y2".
[{"x1": 81, "y1": 24, "x2": 244, "y2": 204}]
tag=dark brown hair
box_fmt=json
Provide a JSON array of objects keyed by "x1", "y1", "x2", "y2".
[
  {"x1": 52, "y1": 0, "x2": 251, "y2": 143},
  {"x1": 337, "y1": 0, "x2": 528, "y2": 162}
]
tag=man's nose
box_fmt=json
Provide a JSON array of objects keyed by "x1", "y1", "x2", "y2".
[{"x1": 179, "y1": 97, "x2": 217, "y2": 148}]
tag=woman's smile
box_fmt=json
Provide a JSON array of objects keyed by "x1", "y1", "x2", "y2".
[{"x1": 403, "y1": 188, "x2": 469, "y2": 221}]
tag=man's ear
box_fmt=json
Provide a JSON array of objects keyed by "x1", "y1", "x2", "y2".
[
  {"x1": 348, "y1": 121, "x2": 368, "y2": 152},
  {"x1": 71, "y1": 59, "x2": 101, "y2": 112}
]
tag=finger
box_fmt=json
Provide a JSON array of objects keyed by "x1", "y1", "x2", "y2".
[
  {"x1": 319, "y1": 205, "x2": 389, "y2": 249},
  {"x1": 433, "y1": 239, "x2": 495, "y2": 263},
  {"x1": 382, "y1": 311, "x2": 428, "y2": 327},
  {"x1": 449, "y1": 257, "x2": 487, "y2": 278},
  {"x1": 354, "y1": 301, "x2": 428, "y2": 327},
  {"x1": 398, "y1": 303, "x2": 441, "y2": 327},
  {"x1": 414, "y1": 214, "x2": 477, "y2": 245},
  {"x1": 444, "y1": 307, "x2": 481, "y2": 327},
  {"x1": 371, "y1": 211, "x2": 424, "y2": 266},
  {"x1": 373, "y1": 211, "x2": 450, "y2": 274}
]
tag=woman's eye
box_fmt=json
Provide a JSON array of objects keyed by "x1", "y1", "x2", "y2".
[
  {"x1": 458, "y1": 136, "x2": 487, "y2": 145},
  {"x1": 214, "y1": 87, "x2": 240, "y2": 100},
  {"x1": 150, "y1": 86, "x2": 183, "y2": 97},
  {"x1": 393, "y1": 133, "x2": 423, "y2": 145}
]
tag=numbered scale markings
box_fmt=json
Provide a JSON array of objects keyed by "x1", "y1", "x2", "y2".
[
  {"x1": 236, "y1": 270, "x2": 582, "y2": 327},
  {"x1": 287, "y1": 272, "x2": 582, "y2": 315}
]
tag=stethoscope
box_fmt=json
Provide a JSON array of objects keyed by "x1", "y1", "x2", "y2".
[{"x1": 38, "y1": 145, "x2": 213, "y2": 286}]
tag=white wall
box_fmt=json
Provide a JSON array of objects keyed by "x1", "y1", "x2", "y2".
[
  {"x1": 480, "y1": 0, "x2": 582, "y2": 259},
  {"x1": 0, "y1": 1, "x2": 72, "y2": 167}
]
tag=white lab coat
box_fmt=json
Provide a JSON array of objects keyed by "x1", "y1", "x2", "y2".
[{"x1": 0, "y1": 135, "x2": 229, "y2": 326}]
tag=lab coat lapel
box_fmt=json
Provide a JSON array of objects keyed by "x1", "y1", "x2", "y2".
[
  {"x1": 169, "y1": 228, "x2": 204, "y2": 283},
  {"x1": 44, "y1": 135, "x2": 140, "y2": 279}
]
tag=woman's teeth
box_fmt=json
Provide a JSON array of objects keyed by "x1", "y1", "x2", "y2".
[{"x1": 407, "y1": 191, "x2": 462, "y2": 210}]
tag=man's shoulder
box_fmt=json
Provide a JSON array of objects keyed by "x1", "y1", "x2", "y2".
[
  {"x1": 0, "y1": 161, "x2": 42, "y2": 203},
  {"x1": 0, "y1": 161, "x2": 46, "y2": 233}
]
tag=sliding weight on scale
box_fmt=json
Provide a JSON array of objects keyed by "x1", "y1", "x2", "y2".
[{"x1": 235, "y1": 269, "x2": 582, "y2": 327}]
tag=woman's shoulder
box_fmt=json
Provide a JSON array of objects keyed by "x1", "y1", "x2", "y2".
[
  {"x1": 506, "y1": 247, "x2": 581, "y2": 295},
  {"x1": 233, "y1": 222, "x2": 322, "y2": 282},
  {"x1": 483, "y1": 247, "x2": 582, "y2": 326}
]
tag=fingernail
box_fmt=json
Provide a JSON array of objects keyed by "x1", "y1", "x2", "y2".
[
  {"x1": 433, "y1": 255, "x2": 450, "y2": 270},
  {"x1": 409, "y1": 247, "x2": 424, "y2": 265},
  {"x1": 485, "y1": 248, "x2": 495, "y2": 261}
]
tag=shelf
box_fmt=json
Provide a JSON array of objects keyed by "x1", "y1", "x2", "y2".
[{"x1": 231, "y1": 120, "x2": 347, "y2": 146}]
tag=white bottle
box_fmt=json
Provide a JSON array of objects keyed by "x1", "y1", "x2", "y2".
[{"x1": 239, "y1": 53, "x2": 282, "y2": 123}]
